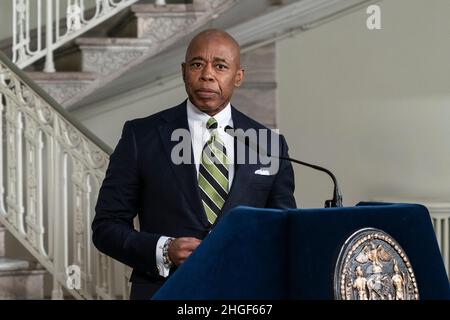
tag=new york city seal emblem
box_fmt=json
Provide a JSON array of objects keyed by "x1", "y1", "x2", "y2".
[{"x1": 334, "y1": 228, "x2": 420, "y2": 300}]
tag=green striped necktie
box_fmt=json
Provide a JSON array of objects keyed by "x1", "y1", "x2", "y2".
[{"x1": 198, "y1": 117, "x2": 229, "y2": 225}]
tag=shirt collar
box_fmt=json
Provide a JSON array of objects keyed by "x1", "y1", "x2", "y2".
[{"x1": 186, "y1": 99, "x2": 232, "y2": 129}]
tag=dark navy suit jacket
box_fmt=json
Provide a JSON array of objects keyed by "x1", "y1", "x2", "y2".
[{"x1": 92, "y1": 101, "x2": 296, "y2": 291}]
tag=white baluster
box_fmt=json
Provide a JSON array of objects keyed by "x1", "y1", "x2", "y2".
[
  {"x1": 51, "y1": 282, "x2": 64, "y2": 300},
  {"x1": 0, "y1": 73, "x2": 6, "y2": 216},
  {"x1": 155, "y1": 0, "x2": 166, "y2": 6},
  {"x1": 435, "y1": 218, "x2": 442, "y2": 252},
  {"x1": 25, "y1": 0, "x2": 32, "y2": 55},
  {"x1": 14, "y1": 0, "x2": 28, "y2": 65},
  {"x1": 67, "y1": 0, "x2": 83, "y2": 32},
  {"x1": 24, "y1": 118, "x2": 38, "y2": 247},
  {"x1": 101, "y1": 255, "x2": 108, "y2": 291},
  {"x1": 13, "y1": 0, "x2": 17, "y2": 63},
  {"x1": 61, "y1": 153, "x2": 69, "y2": 287},
  {"x1": 56, "y1": 0, "x2": 60, "y2": 41},
  {"x1": 50, "y1": 136, "x2": 63, "y2": 300},
  {"x1": 85, "y1": 176, "x2": 93, "y2": 296},
  {"x1": 47, "y1": 131, "x2": 55, "y2": 259},
  {"x1": 6, "y1": 105, "x2": 16, "y2": 224},
  {"x1": 37, "y1": 0, "x2": 42, "y2": 51},
  {"x1": 51, "y1": 135, "x2": 68, "y2": 299},
  {"x1": 36, "y1": 130, "x2": 47, "y2": 257},
  {"x1": 122, "y1": 264, "x2": 131, "y2": 299},
  {"x1": 44, "y1": 0, "x2": 56, "y2": 72},
  {"x1": 15, "y1": 112, "x2": 25, "y2": 235}
]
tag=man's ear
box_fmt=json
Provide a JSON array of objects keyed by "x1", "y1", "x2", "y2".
[
  {"x1": 181, "y1": 63, "x2": 186, "y2": 82},
  {"x1": 234, "y1": 68, "x2": 244, "y2": 87}
]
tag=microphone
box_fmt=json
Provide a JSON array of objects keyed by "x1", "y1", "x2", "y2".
[{"x1": 224, "y1": 125, "x2": 343, "y2": 208}]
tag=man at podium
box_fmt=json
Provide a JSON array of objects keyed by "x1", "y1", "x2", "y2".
[{"x1": 92, "y1": 29, "x2": 296, "y2": 299}]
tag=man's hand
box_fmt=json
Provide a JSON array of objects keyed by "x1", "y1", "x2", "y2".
[{"x1": 168, "y1": 237, "x2": 201, "y2": 266}]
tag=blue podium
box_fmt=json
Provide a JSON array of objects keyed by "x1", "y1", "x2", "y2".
[{"x1": 152, "y1": 203, "x2": 450, "y2": 300}]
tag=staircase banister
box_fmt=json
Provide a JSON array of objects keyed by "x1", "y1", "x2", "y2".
[{"x1": 0, "y1": 50, "x2": 113, "y2": 155}]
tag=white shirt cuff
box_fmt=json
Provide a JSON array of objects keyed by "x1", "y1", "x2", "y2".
[{"x1": 156, "y1": 236, "x2": 171, "y2": 277}]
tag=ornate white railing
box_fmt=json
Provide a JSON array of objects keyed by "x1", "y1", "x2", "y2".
[
  {"x1": 375, "y1": 198, "x2": 450, "y2": 280},
  {"x1": 12, "y1": 0, "x2": 167, "y2": 72},
  {"x1": 0, "y1": 51, "x2": 132, "y2": 299},
  {"x1": 427, "y1": 203, "x2": 450, "y2": 280}
]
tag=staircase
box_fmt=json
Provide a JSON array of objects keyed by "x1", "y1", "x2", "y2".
[
  {"x1": 0, "y1": 225, "x2": 46, "y2": 299},
  {"x1": 0, "y1": 48, "x2": 120, "y2": 299},
  {"x1": 0, "y1": 0, "x2": 238, "y2": 300},
  {"x1": 24, "y1": 0, "x2": 238, "y2": 108}
]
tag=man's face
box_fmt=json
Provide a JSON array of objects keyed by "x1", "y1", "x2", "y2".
[{"x1": 182, "y1": 35, "x2": 244, "y2": 116}]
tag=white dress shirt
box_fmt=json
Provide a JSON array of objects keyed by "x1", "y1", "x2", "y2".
[
  {"x1": 156, "y1": 100, "x2": 235, "y2": 277},
  {"x1": 186, "y1": 99, "x2": 235, "y2": 186}
]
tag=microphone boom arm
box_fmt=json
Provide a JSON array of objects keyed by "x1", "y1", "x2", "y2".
[
  {"x1": 224, "y1": 126, "x2": 343, "y2": 208},
  {"x1": 278, "y1": 156, "x2": 343, "y2": 208}
]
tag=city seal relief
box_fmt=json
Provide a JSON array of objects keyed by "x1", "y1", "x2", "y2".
[{"x1": 334, "y1": 228, "x2": 419, "y2": 300}]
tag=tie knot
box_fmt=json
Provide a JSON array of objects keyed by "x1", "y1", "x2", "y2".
[{"x1": 206, "y1": 117, "x2": 218, "y2": 130}]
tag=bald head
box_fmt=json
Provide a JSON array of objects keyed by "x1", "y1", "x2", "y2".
[
  {"x1": 181, "y1": 29, "x2": 244, "y2": 116},
  {"x1": 185, "y1": 29, "x2": 241, "y2": 68}
]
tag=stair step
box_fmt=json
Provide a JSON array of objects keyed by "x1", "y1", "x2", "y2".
[
  {"x1": 27, "y1": 71, "x2": 98, "y2": 81},
  {"x1": 74, "y1": 38, "x2": 152, "y2": 76},
  {"x1": 111, "y1": 3, "x2": 205, "y2": 39},
  {"x1": 131, "y1": 4, "x2": 201, "y2": 14},
  {"x1": 130, "y1": 4, "x2": 203, "y2": 39},
  {"x1": 75, "y1": 37, "x2": 153, "y2": 46},
  {"x1": 27, "y1": 72, "x2": 98, "y2": 106},
  {"x1": 0, "y1": 257, "x2": 30, "y2": 272},
  {"x1": 0, "y1": 258, "x2": 46, "y2": 299}
]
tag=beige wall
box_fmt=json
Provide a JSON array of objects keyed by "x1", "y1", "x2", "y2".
[{"x1": 277, "y1": 0, "x2": 450, "y2": 208}]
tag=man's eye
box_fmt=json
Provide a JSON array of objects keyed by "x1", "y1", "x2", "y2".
[
  {"x1": 191, "y1": 63, "x2": 202, "y2": 68},
  {"x1": 216, "y1": 64, "x2": 227, "y2": 70}
]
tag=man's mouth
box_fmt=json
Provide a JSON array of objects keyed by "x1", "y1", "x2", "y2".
[{"x1": 195, "y1": 89, "x2": 217, "y2": 98}]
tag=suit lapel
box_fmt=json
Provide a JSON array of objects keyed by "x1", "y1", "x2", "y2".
[
  {"x1": 157, "y1": 103, "x2": 261, "y2": 225},
  {"x1": 158, "y1": 101, "x2": 209, "y2": 226}
]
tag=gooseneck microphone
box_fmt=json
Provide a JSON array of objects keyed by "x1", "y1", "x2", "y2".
[{"x1": 224, "y1": 126, "x2": 343, "y2": 208}]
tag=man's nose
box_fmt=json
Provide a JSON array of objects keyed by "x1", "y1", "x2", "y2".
[{"x1": 200, "y1": 64, "x2": 214, "y2": 81}]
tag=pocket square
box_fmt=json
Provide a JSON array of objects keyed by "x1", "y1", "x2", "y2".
[{"x1": 254, "y1": 168, "x2": 271, "y2": 176}]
